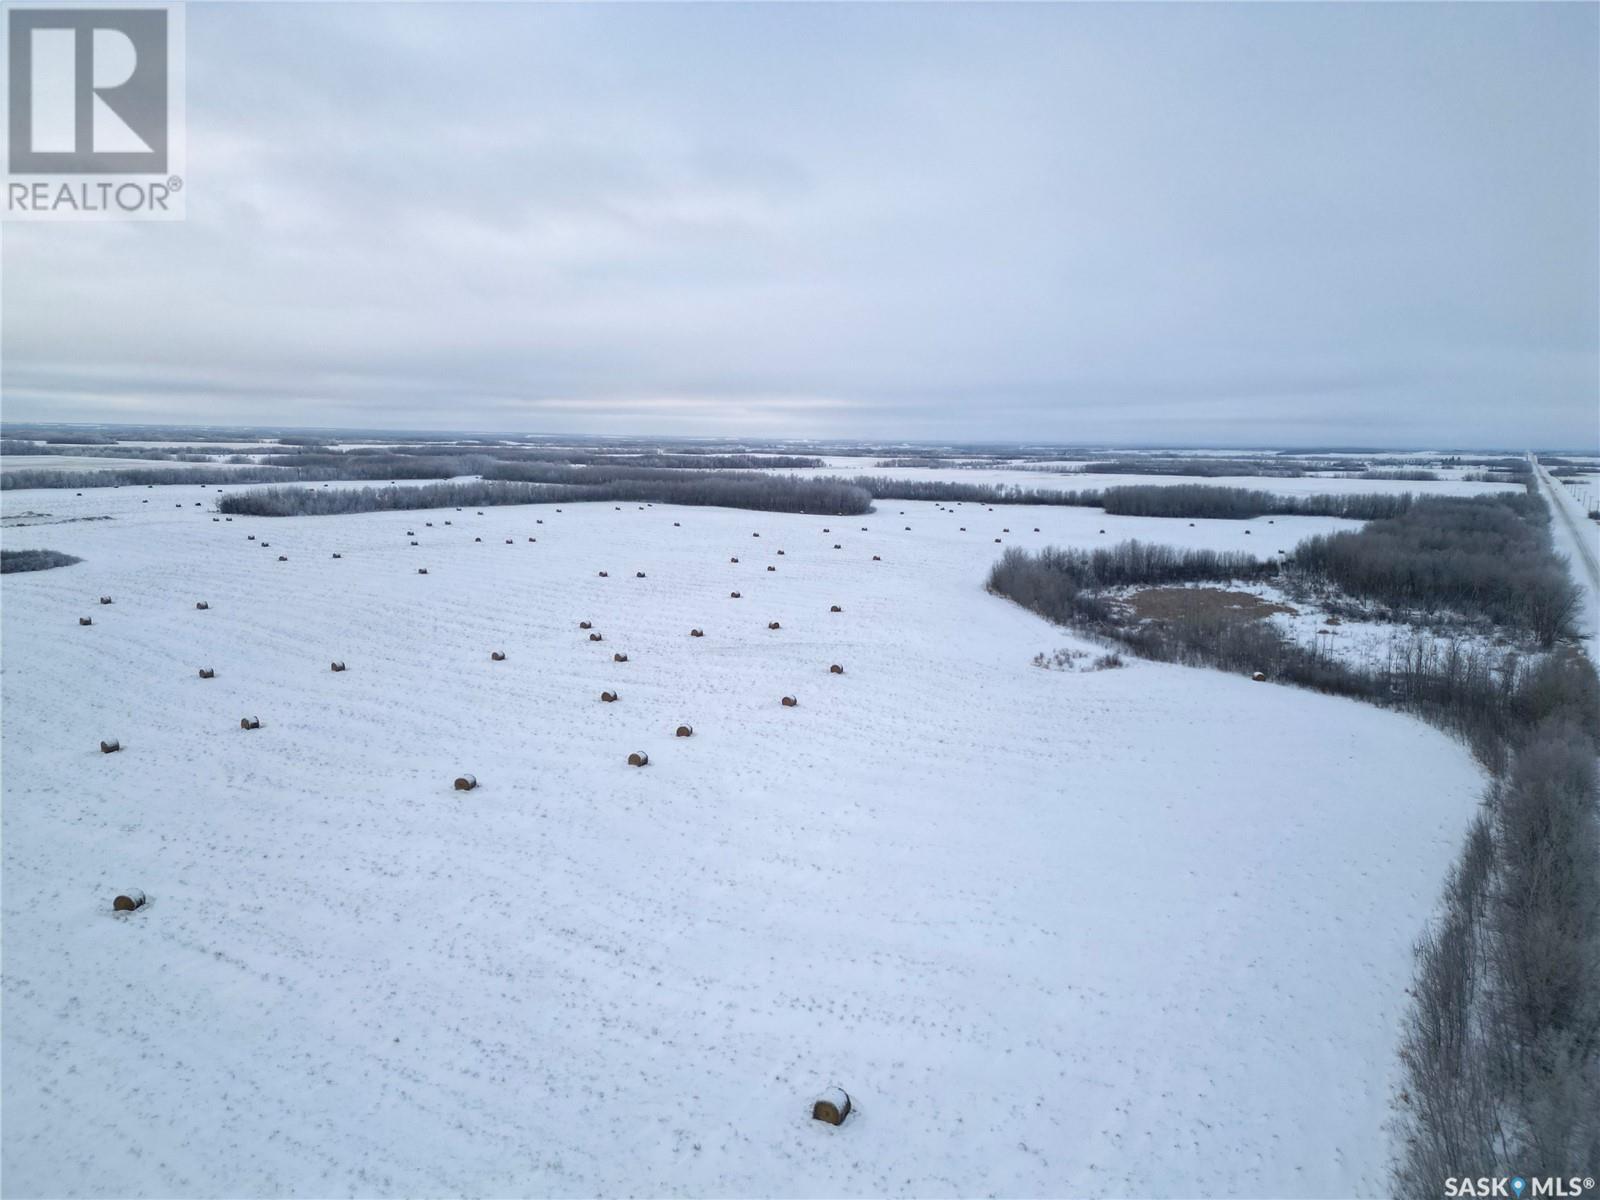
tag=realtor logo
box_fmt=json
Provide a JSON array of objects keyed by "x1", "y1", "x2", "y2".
[{"x1": 3, "y1": 3, "x2": 185, "y2": 219}]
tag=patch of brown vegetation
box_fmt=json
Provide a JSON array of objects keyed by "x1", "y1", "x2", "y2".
[{"x1": 1123, "y1": 587, "x2": 1298, "y2": 622}]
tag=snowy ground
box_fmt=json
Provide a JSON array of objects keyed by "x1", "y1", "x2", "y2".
[{"x1": 2, "y1": 482, "x2": 1487, "y2": 1198}]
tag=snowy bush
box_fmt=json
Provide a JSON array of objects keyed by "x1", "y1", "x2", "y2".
[{"x1": 0, "y1": 549, "x2": 82, "y2": 573}]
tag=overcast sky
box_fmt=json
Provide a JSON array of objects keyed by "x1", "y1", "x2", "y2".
[{"x1": 3, "y1": 2, "x2": 1596, "y2": 447}]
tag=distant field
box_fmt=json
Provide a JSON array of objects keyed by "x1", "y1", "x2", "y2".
[{"x1": 0, "y1": 478, "x2": 1484, "y2": 1197}]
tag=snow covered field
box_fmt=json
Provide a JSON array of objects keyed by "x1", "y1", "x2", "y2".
[{"x1": 2, "y1": 482, "x2": 1487, "y2": 1197}]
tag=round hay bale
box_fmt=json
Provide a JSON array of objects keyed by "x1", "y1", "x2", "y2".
[
  {"x1": 261, "y1": 542, "x2": 270, "y2": 547},
  {"x1": 599, "y1": 570, "x2": 609, "y2": 577},
  {"x1": 100, "y1": 739, "x2": 122, "y2": 753},
  {"x1": 872, "y1": 555, "x2": 881, "y2": 561},
  {"x1": 454, "y1": 773, "x2": 477, "y2": 791},
  {"x1": 767, "y1": 565, "x2": 776, "y2": 572},
  {"x1": 79, "y1": 616, "x2": 93, "y2": 626},
  {"x1": 506, "y1": 539, "x2": 513, "y2": 544},
  {"x1": 636, "y1": 571, "x2": 646, "y2": 578},
  {"x1": 537, "y1": 519, "x2": 544, "y2": 524},
  {"x1": 781, "y1": 695, "x2": 798, "y2": 707},
  {"x1": 113, "y1": 890, "x2": 146, "y2": 912},
  {"x1": 332, "y1": 552, "x2": 342, "y2": 558},
  {"x1": 777, "y1": 549, "x2": 785, "y2": 555},
  {"x1": 994, "y1": 538, "x2": 1002, "y2": 543},
  {"x1": 426, "y1": 522, "x2": 433, "y2": 527},
  {"x1": 445, "y1": 520, "x2": 452, "y2": 525},
  {"x1": 418, "y1": 568, "x2": 429, "y2": 575},
  {"x1": 1251, "y1": 671, "x2": 1267, "y2": 683},
  {"x1": 601, "y1": 690, "x2": 619, "y2": 703},
  {"x1": 474, "y1": 537, "x2": 482, "y2": 542},
  {"x1": 960, "y1": 526, "x2": 966, "y2": 531},
  {"x1": 613, "y1": 652, "x2": 628, "y2": 662},
  {"x1": 904, "y1": 526, "x2": 911, "y2": 531},
  {"x1": 690, "y1": 628, "x2": 704, "y2": 637},
  {"x1": 1244, "y1": 530, "x2": 1251, "y2": 535},
  {"x1": 730, "y1": 591, "x2": 741, "y2": 598},
  {"x1": 833, "y1": 544, "x2": 841, "y2": 549},
  {"x1": 811, "y1": 1089, "x2": 851, "y2": 1125},
  {"x1": 830, "y1": 605, "x2": 842, "y2": 613},
  {"x1": 491, "y1": 651, "x2": 506, "y2": 661},
  {"x1": 1098, "y1": 529, "x2": 1105, "y2": 534},
  {"x1": 99, "y1": 596, "x2": 113, "y2": 605},
  {"x1": 240, "y1": 716, "x2": 260, "y2": 730},
  {"x1": 730, "y1": 556, "x2": 739, "y2": 563},
  {"x1": 590, "y1": 632, "x2": 604, "y2": 641},
  {"x1": 752, "y1": 532, "x2": 760, "y2": 538},
  {"x1": 528, "y1": 537, "x2": 536, "y2": 542},
  {"x1": 674, "y1": 521, "x2": 680, "y2": 527},
  {"x1": 628, "y1": 751, "x2": 649, "y2": 766},
  {"x1": 406, "y1": 530, "x2": 415, "y2": 536},
  {"x1": 768, "y1": 621, "x2": 781, "y2": 630},
  {"x1": 198, "y1": 668, "x2": 215, "y2": 679},
  {"x1": 823, "y1": 528, "x2": 831, "y2": 533},
  {"x1": 1003, "y1": 527, "x2": 1010, "y2": 533},
  {"x1": 579, "y1": 620, "x2": 593, "y2": 629},
  {"x1": 1034, "y1": 527, "x2": 1040, "y2": 532},
  {"x1": 830, "y1": 664, "x2": 844, "y2": 674},
  {"x1": 675, "y1": 724, "x2": 693, "y2": 737},
  {"x1": 410, "y1": 541, "x2": 418, "y2": 546},
  {"x1": 278, "y1": 555, "x2": 288, "y2": 561},
  {"x1": 331, "y1": 661, "x2": 345, "y2": 672}
]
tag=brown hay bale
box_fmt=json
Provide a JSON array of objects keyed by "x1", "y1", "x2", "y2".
[
  {"x1": 1251, "y1": 671, "x2": 1267, "y2": 682},
  {"x1": 99, "y1": 596, "x2": 113, "y2": 605},
  {"x1": 1326, "y1": 616, "x2": 1343, "y2": 626},
  {"x1": 812, "y1": 1089, "x2": 851, "y2": 1125},
  {"x1": 491, "y1": 651, "x2": 506, "y2": 661},
  {"x1": 675, "y1": 724, "x2": 693, "y2": 737},
  {"x1": 830, "y1": 664, "x2": 843, "y2": 674},
  {"x1": 454, "y1": 773, "x2": 477, "y2": 791},
  {"x1": 636, "y1": 571, "x2": 646, "y2": 578},
  {"x1": 613, "y1": 652, "x2": 628, "y2": 662},
  {"x1": 113, "y1": 890, "x2": 146, "y2": 912},
  {"x1": 730, "y1": 591, "x2": 742, "y2": 598},
  {"x1": 330, "y1": 661, "x2": 345, "y2": 672},
  {"x1": 579, "y1": 620, "x2": 593, "y2": 629},
  {"x1": 198, "y1": 668, "x2": 215, "y2": 679},
  {"x1": 628, "y1": 751, "x2": 649, "y2": 766},
  {"x1": 79, "y1": 616, "x2": 93, "y2": 626},
  {"x1": 240, "y1": 716, "x2": 260, "y2": 730},
  {"x1": 418, "y1": 568, "x2": 429, "y2": 575},
  {"x1": 589, "y1": 632, "x2": 603, "y2": 641},
  {"x1": 830, "y1": 605, "x2": 842, "y2": 613},
  {"x1": 601, "y1": 690, "x2": 619, "y2": 702},
  {"x1": 100, "y1": 739, "x2": 121, "y2": 753},
  {"x1": 768, "y1": 621, "x2": 781, "y2": 629},
  {"x1": 690, "y1": 628, "x2": 704, "y2": 637},
  {"x1": 781, "y1": 695, "x2": 798, "y2": 707}
]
